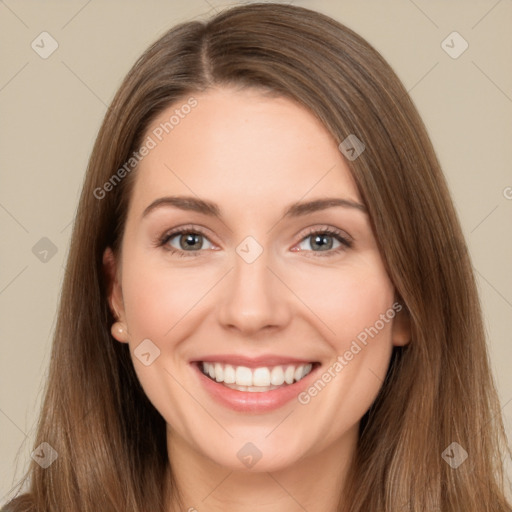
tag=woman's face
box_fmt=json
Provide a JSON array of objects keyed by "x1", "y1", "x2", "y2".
[{"x1": 105, "y1": 86, "x2": 410, "y2": 472}]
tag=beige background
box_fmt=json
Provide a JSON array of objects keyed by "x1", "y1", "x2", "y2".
[{"x1": 1, "y1": 0, "x2": 511, "y2": 502}]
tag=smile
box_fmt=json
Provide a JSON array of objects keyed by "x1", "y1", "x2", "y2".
[
  {"x1": 191, "y1": 358, "x2": 321, "y2": 413},
  {"x1": 200, "y1": 361, "x2": 314, "y2": 392}
]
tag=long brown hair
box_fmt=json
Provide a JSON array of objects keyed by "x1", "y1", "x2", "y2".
[{"x1": 3, "y1": 3, "x2": 511, "y2": 511}]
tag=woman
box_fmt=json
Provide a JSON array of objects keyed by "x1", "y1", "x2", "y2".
[{"x1": 3, "y1": 3, "x2": 511, "y2": 511}]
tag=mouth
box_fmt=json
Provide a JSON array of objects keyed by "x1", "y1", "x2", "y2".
[
  {"x1": 190, "y1": 358, "x2": 321, "y2": 412},
  {"x1": 197, "y1": 361, "x2": 319, "y2": 392}
]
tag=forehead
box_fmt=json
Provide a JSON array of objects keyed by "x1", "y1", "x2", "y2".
[{"x1": 130, "y1": 87, "x2": 361, "y2": 215}]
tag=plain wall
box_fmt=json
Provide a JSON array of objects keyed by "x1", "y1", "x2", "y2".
[{"x1": 1, "y1": 0, "x2": 511, "y2": 502}]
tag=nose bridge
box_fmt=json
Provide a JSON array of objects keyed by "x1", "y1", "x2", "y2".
[{"x1": 216, "y1": 237, "x2": 291, "y2": 333}]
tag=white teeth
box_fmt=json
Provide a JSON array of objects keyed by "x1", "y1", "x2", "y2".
[
  {"x1": 201, "y1": 361, "x2": 314, "y2": 389},
  {"x1": 223, "y1": 383, "x2": 281, "y2": 392},
  {"x1": 214, "y1": 363, "x2": 224, "y2": 382},
  {"x1": 270, "y1": 366, "x2": 285, "y2": 386},
  {"x1": 294, "y1": 365, "x2": 304, "y2": 382},
  {"x1": 223, "y1": 364, "x2": 236, "y2": 384},
  {"x1": 235, "y1": 366, "x2": 253, "y2": 386},
  {"x1": 284, "y1": 365, "x2": 295, "y2": 384},
  {"x1": 253, "y1": 367, "x2": 270, "y2": 387}
]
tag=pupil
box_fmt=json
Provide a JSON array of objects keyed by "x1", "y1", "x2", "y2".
[
  {"x1": 180, "y1": 233, "x2": 201, "y2": 250},
  {"x1": 312, "y1": 234, "x2": 332, "y2": 251}
]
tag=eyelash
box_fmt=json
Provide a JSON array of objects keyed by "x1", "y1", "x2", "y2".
[{"x1": 155, "y1": 224, "x2": 353, "y2": 258}]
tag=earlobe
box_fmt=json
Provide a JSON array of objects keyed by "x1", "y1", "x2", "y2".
[
  {"x1": 111, "y1": 321, "x2": 129, "y2": 343},
  {"x1": 103, "y1": 247, "x2": 129, "y2": 343}
]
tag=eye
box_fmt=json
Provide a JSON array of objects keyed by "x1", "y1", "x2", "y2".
[
  {"x1": 156, "y1": 224, "x2": 353, "y2": 258},
  {"x1": 293, "y1": 226, "x2": 352, "y2": 256},
  {"x1": 158, "y1": 226, "x2": 215, "y2": 257}
]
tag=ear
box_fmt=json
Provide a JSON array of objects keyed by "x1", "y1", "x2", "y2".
[
  {"x1": 391, "y1": 301, "x2": 411, "y2": 347},
  {"x1": 103, "y1": 247, "x2": 129, "y2": 343}
]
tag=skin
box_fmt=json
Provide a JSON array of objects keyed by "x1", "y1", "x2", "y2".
[{"x1": 104, "y1": 86, "x2": 411, "y2": 512}]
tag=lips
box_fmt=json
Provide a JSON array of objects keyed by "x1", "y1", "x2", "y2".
[{"x1": 190, "y1": 355, "x2": 321, "y2": 412}]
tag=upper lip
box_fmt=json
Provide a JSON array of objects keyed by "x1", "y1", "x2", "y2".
[{"x1": 190, "y1": 354, "x2": 319, "y2": 368}]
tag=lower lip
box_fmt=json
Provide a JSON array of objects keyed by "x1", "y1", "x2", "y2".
[{"x1": 191, "y1": 363, "x2": 320, "y2": 413}]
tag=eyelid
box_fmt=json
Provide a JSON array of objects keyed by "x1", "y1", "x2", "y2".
[
  {"x1": 155, "y1": 224, "x2": 218, "y2": 252},
  {"x1": 296, "y1": 224, "x2": 353, "y2": 246},
  {"x1": 156, "y1": 224, "x2": 215, "y2": 243}
]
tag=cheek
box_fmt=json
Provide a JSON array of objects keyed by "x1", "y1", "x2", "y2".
[
  {"x1": 121, "y1": 253, "x2": 212, "y2": 341},
  {"x1": 334, "y1": 278, "x2": 395, "y2": 352},
  {"x1": 118, "y1": 251, "x2": 208, "y2": 421},
  {"x1": 286, "y1": 258, "x2": 396, "y2": 348},
  {"x1": 293, "y1": 271, "x2": 396, "y2": 443},
  {"x1": 288, "y1": 258, "x2": 397, "y2": 408}
]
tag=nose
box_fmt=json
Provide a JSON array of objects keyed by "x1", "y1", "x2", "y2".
[{"x1": 216, "y1": 248, "x2": 292, "y2": 336}]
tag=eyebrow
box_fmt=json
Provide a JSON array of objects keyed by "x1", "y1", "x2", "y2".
[{"x1": 141, "y1": 195, "x2": 367, "y2": 220}]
